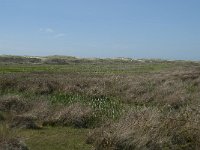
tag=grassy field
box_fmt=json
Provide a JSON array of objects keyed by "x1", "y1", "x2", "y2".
[
  {"x1": 0, "y1": 123, "x2": 92, "y2": 150},
  {"x1": 0, "y1": 61, "x2": 174, "y2": 74},
  {"x1": 1, "y1": 56, "x2": 200, "y2": 149},
  {"x1": 18, "y1": 127, "x2": 93, "y2": 150}
]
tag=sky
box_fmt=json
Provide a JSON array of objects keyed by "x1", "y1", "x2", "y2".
[{"x1": 0, "y1": 0, "x2": 200, "y2": 60}]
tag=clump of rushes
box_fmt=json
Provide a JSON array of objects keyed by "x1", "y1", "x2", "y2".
[{"x1": 50, "y1": 93, "x2": 124, "y2": 122}]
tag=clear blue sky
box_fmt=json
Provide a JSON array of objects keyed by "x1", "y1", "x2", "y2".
[{"x1": 0, "y1": 0, "x2": 200, "y2": 60}]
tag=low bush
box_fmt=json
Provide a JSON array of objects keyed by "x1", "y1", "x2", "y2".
[
  {"x1": 9, "y1": 115, "x2": 41, "y2": 129},
  {"x1": 0, "y1": 95, "x2": 30, "y2": 113},
  {"x1": 43, "y1": 103, "x2": 95, "y2": 128},
  {"x1": 0, "y1": 112, "x2": 4, "y2": 121}
]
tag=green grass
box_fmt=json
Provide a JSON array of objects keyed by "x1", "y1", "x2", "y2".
[
  {"x1": 0, "y1": 62, "x2": 174, "y2": 74},
  {"x1": 0, "y1": 124, "x2": 93, "y2": 150}
]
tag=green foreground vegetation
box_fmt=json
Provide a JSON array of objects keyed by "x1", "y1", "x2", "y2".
[
  {"x1": 18, "y1": 127, "x2": 92, "y2": 150},
  {"x1": 1, "y1": 56, "x2": 200, "y2": 149},
  {"x1": 0, "y1": 123, "x2": 92, "y2": 150}
]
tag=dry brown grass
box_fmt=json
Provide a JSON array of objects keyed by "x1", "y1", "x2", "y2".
[
  {"x1": 88, "y1": 107, "x2": 200, "y2": 149},
  {"x1": 84, "y1": 68, "x2": 200, "y2": 149}
]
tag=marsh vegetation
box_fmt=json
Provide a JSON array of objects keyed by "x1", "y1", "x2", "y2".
[{"x1": 0, "y1": 55, "x2": 200, "y2": 149}]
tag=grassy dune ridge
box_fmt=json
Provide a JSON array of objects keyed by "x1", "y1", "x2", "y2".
[{"x1": 0, "y1": 55, "x2": 200, "y2": 149}]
